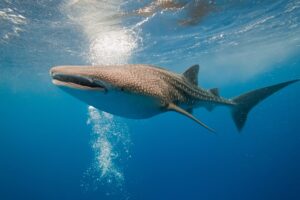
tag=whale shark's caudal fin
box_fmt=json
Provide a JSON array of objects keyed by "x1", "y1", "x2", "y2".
[{"x1": 231, "y1": 79, "x2": 299, "y2": 132}]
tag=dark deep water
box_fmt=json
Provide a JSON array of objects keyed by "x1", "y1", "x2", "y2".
[{"x1": 1, "y1": 0, "x2": 300, "y2": 199}]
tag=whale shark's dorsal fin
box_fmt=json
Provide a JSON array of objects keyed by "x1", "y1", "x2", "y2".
[
  {"x1": 209, "y1": 88, "x2": 219, "y2": 96},
  {"x1": 182, "y1": 64, "x2": 199, "y2": 86},
  {"x1": 167, "y1": 103, "x2": 215, "y2": 133}
]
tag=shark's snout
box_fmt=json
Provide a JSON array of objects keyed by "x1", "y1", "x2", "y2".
[
  {"x1": 50, "y1": 66, "x2": 79, "y2": 77},
  {"x1": 49, "y1": 66, "x2": 64, "y2": 76}
]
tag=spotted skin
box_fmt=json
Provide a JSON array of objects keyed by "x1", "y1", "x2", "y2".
[
  {"x1": 50, "y1": 64, "x2": 233, "y2": 111},
  {"x1": 50, "y1": 64, "x2": 299, "y2": 132}
]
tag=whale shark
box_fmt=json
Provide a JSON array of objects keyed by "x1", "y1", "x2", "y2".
[{"x1": 50, "y1": 64, "x2": 299, "y2": 133}]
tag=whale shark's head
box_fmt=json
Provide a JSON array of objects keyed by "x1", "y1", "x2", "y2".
[
  {"x1": 49, "y1": 65, "x2": 163, "y2": 118},
  {"x1": 50, "y1": 65, "x2": 129, "y2": 109},
  {"x1": 50, "y1": 65, "x2": 120, "y2": 92}
]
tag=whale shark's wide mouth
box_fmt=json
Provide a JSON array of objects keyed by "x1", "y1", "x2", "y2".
[{"x1": 51, "y1": 73, "x2": 106, "y2": 91}]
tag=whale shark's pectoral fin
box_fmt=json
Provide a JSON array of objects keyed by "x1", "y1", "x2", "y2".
[{"x1": 167, "y1": 103, "x2": 216, "y2": 133}]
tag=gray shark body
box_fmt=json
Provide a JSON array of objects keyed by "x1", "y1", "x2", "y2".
[{"x1": 50, "y1": 64, "x2": 298, "y2": 133}]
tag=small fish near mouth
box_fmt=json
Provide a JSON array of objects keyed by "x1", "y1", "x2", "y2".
[{"x1": 51, "y1": 73, "x2": 106, "y2": 91}]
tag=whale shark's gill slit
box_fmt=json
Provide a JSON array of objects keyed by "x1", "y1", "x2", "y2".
[{"x1": 84, "y1": 106, "x2": 131, "y2": 190}]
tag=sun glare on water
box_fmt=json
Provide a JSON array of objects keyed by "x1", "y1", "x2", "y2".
[{"x1": 62, "y1": 0, "x2": 136, "y2": 188}]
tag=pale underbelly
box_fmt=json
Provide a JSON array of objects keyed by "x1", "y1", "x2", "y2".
[
  {"x1": 62, "y1": 87, "x2": 163, "y2": 119},
  {"x1": 92, "y1": 95, "x2": 163, "y2": 119}
]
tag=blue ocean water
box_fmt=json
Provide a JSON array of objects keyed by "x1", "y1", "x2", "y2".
[{"x1": 1, "y1": 0, "x2": 300, "y2": 199}]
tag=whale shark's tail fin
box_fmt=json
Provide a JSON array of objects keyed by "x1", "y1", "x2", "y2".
[{"x1": 231, "y1": 79, "x2": 299, "y2": 132}]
